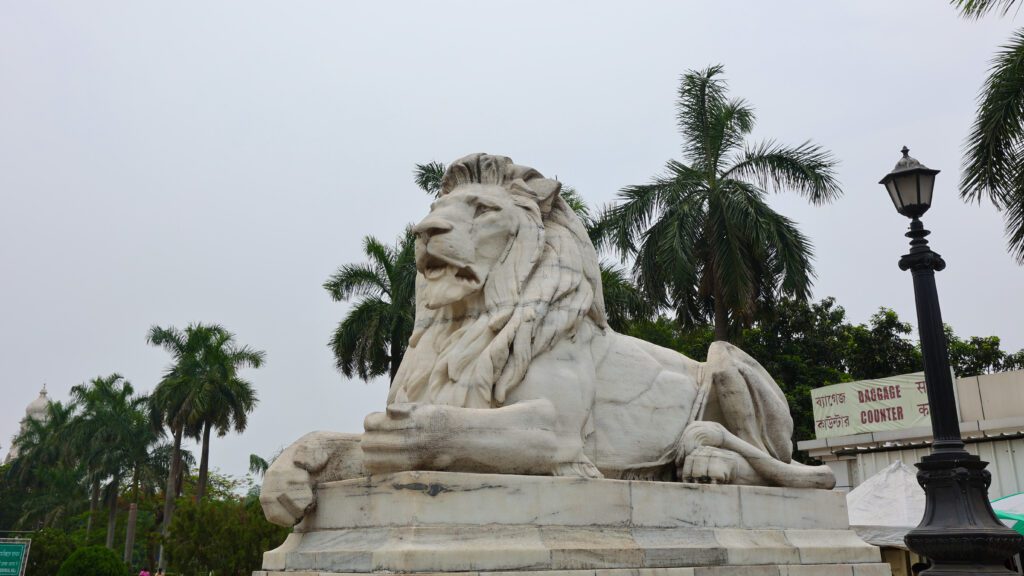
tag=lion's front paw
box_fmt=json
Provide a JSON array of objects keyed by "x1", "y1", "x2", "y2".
[
  {"x1": 260, "y1": 460, "x2": 314, "y2": 527},
  {"x1": 679, "y1": 446, "x2": 740, "y2": 485},
  {"x1": 361, "y1": 403, "x2": 451, "y2": 474}
]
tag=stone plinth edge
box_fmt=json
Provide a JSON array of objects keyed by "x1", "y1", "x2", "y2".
[{"x1": 262, "y1": 471, "x2": 886, "y2": 574}]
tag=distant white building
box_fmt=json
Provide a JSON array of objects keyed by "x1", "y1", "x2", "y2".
[{"x1": 4, "y1": 384, "x2": 50, "y2": 464}]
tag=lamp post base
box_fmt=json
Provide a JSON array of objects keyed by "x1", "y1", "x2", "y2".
[{"x1": 904, "y1": 453, "x2": 1023, "y2": 574}]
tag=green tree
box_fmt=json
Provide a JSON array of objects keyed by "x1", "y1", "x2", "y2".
[
  {"x1": 954, "y1": 0, "x2": 1024, "y2": 263},
  {"x1": 737, "y1": 297, "x2": 855, "y2": 445},
  {"x1": 846, "y1": 309, "x2": 922, "y2": 380},
  {"x1": 56, "y1": 545, "x2": 127, "y2": 576},
  {"x1": 69, "y1": 375, "x2": 151, "y2": 550},
  {"x1": 600, "y1": 263, "x2": 654, "y2": 333},
  {"x1": 597, "y1": 65, "x2": 841, "y2": 341},
  {"x1": 147, "y1": 363, "x2": 201, "y2": 566},
  {"x1": 6, "y1": 400, "x2": 83, "y2": 530},
  {"x1": 165, "y1": 494, "x2": 288, "y2": 576},
  {"x1": 414, "y1": 161, "x2": 447, "y2": 198},
  {"x1": 26, "y1": 528, "x2": 76, "y2": 576},
  {"x1": 325, "y1": 231, "x2": 417, "y2": 383},
  {"x1": 146, "y1": 324, "x2": 264, "y2": 502}
]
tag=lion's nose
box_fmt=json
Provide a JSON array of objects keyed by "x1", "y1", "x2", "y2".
[{"x1": 412, "y1": 217, "x2": 453, "y2": 239}]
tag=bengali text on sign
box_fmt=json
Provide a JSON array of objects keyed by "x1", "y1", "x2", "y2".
[{"x1": 811, "y1": 372, "x2": 932, "y2": 439}]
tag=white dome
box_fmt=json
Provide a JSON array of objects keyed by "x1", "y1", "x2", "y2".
[{"x1": 25, "y1": 385, "x2": 48, "y2": 419}]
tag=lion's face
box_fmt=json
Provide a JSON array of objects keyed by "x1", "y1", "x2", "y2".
[{"x1": 412, "y1": 183, "x2": 522, "y2": 309}]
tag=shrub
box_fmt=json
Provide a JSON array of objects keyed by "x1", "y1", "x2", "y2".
[
  {"x1": 56, "y1": 546, "x2": 127, "y2": 576},
  {"x1": 26, "y1": 528, "x2": 75, "y2": 576},
  {"x1": 166, "y1": 496, "x2": 289, "y2": 576}
]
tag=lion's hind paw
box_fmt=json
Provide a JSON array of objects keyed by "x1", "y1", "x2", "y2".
[{"x1": 678, "y1": 446, "x2": 739, "y2": 485}]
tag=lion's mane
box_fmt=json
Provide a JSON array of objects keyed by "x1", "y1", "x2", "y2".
[{"x1": 388, "y1": 154, "x2": 607, "y2": 409}]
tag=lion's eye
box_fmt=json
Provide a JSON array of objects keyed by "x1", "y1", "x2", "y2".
[{"x1": 474, "y1": 204, "x2": 498, "y2": 218}]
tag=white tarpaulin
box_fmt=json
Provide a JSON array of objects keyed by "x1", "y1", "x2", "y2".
[{"x1": 846, "y1": 460, "x2": 925, "y2": 549}]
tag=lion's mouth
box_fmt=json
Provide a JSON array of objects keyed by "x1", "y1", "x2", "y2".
[{"x1": 420, "y1": 253, "x2": 480, "y2": 285}]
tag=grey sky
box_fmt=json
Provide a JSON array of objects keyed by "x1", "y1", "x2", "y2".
[{"x1": 2, "y1": 1, "x2": 1022, "y2": 480}]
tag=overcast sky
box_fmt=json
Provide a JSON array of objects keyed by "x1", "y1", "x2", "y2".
[{"x1": 2, "y1": 1, "x2": 1022, "y2": 479}]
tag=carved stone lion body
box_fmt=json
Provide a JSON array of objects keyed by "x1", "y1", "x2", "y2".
[{"x1": 260, "y1": 154, "x2": 834, "y2": 527}]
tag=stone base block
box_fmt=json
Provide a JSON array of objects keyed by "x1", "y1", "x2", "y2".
[
  {"x1": 260, "y1": 471, "x2": 888, "y2": 575},
  {"x1": 257, "y1": 566, "x2": 892, "y2": 576}
]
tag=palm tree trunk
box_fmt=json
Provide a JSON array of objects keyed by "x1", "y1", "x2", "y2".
[
  {"x1": 123, "y1": 467, "x2": 140, "y2": 564},
  {"x1": 389, "y1": 338, "x2": 401, "y2": 383},
  {"x1": 196, "y1": 421, "x2": 212, "y2": 502},
  {"x1": 86, "y1": 477, "x2": 99, "y2": 539},
  {"x1": 157, "y1": 426, "x2": 183, "y2": 570},
  {"x1": 123, "y1": 503, "x2": 137, "y2": 565},
  {"x1": 105, "y1": 478, "x2": 119, "y2": 549},
  {"x1": 713, "y1": 288, "x2": 730, "y2": 342}
]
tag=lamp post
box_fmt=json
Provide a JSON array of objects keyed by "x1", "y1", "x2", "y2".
[{"x1": 882, "y1": 147, "x2": 1023, "y2": 574}]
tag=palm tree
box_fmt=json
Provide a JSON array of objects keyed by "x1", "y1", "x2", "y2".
[
  {"x1": 5, "y1": 400, "x2": 82, "y2": 529},
  {"x1": 148, "y1": 364, "x2": 201, "y2": 570},
  {"x1": 325, "y1": 163, "x2": 445, "y2": 384},
  {"x1": 954, "y1": 0, "x2": 1024, "y2": 263},
  {"x1": 324, "y1": 230, "x2": 417, "y2": 383},
  {"x1": 147, "y1": 324, "x2": 264, "y2": 503},
  {"x1": 414, "y1": 161, "x2": 447, "y2": 198},
  {"x1": 69, "y1": 374, "x2": 149, "y2": 549},
  {"x1": 596, "y1": 65, "x2": 841, "y2": 341}
]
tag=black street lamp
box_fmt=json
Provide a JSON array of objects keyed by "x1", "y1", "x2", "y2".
[{"x1": 882, "y1": 147, "x2": 1023, "y2": 574}]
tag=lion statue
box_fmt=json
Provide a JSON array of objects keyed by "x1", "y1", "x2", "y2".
[{"x1": 260, "y1": 153, "x2": 835, "y2": 527}]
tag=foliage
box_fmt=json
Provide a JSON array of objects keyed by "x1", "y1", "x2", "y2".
[
  {"x1": 5, "y1": 400, "x2": 83, "y2": 529},
  {"x1": 26, "y1": 528, "x2": 76, "y2": 576},
  {"x1": 56, "y1": 546, "x2": 127, "y2": 576},
  {"x1": 960, "y1": 28, "x2": 1024, "y2": 263},
  {"x1": 414, "y1": 161, "x2": 447, "y2": 198},
  {"x1": 600, "y1": 262, "x2": 654, "y2": 332},
  {"x1": 737, "y1": 297, "x2": 856, "y2": 445},
  {"x1": 953, "y1": 0, "x2": 1024, "y2": 263},
  {"x1": 164, "y1": 496, "x2": 289, "y2": 576},
  {"x1": 248, "y1": 454, "x2": 270, "y2": 478},
  {"x1": 628, "y1": 317, "x2": 715, "y2": 362},
  {"x1": 325, "y1": 230, "x2": 418, "y2": 383},
  {"x1": 595, "y1": 65, "x2": 841, "y2": 340},
  {"x1": 845, "y1": 309, "x2": 922, "y2": 380},
  {"x1": 946, "y1": 327, "x2": 1024, "y2": 375},
  {"x1": 953, "y1": 0, "x2": 1020, "y2": 19},
  {"x1": 147, "y1": 323, "x2": 264, "y2": 502}
]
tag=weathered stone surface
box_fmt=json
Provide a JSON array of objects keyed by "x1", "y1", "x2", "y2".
[
  {"x1": 260, "y1": 154, "x2": 836, "y2": 528},
  {"x1": 255, "y1": 565, "x2": 890, "y2": 576},
  {"x1": 261, "y1": 472, "x2": 884, "y2": 574}
]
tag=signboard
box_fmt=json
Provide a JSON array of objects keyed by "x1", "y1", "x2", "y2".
[
  {"x1": 811, "y1": 372, "x2": 931, "y2": 439},
  {"x1": 0, "y1": 539, "x2": 29, "y2": 576}
]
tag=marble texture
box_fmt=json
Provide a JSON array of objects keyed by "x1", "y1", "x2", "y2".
[
  {"x1": 260, "y1": 472, "x2": 885, "y2": 574},
  {"x1": 261, "y1": 153, "x2": 834, "y2": 528}
]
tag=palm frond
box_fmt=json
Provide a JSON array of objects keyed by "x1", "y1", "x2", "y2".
[
  {"x1": 723, "y1": 140, "x2": 842, "y2": 205},
  {"x1": 962, "y1": 28, "x2": 1024, "y2": 207},
  {"x1": 706, "y1": 98, "x2": 756, "y2": 171},
  {"x1": 593, "y1": 160, "x2": 705, "y2": 257},
  {"x1": 329, "y1": 296, "x2": 393, "y2": 380},
  {"x1": 323, "y1": 263, "x2": 390, "y2": 301},
  {"x1": 560, "y1": 186, "x2": 592, "y2": 222},
  {"x1": 1003, "y1": 186, "x2": 1024, "y2": 262},
  {"x1": 676, "y1": 65, "x2": 729, "y2": 170},
  {"x1": 953, "y1": 0, "x2": 1020, "y2": 19},
  {"x1": 414, "y1": 161, "x2": 447, "y2": 197}
]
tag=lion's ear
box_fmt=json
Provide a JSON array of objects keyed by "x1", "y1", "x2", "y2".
[{"x1": 510, "y1": 178, "x2": 562, "y2": 216}]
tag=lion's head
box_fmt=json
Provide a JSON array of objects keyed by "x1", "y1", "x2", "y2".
[{"x1": 389, "y1": 153, "x2": 607, "y2": 409}]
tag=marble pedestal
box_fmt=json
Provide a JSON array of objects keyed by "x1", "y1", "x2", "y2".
[{"x1": 257, "y1": 471, "x2": 890, "y2": 576}]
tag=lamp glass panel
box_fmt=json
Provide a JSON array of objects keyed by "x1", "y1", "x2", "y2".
[
  {"x1": 918, "y1": 172, "x2": 935, "y2": 208},
  {"x1": 885, "y1": 179, "x2": 902, "y2": 211},
  {"x1": 895, "y1": 172, "x2": 921, "y2": 209}
]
